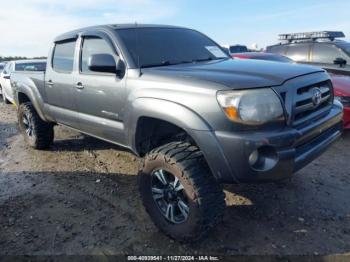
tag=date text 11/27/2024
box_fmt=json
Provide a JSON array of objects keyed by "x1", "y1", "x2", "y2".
[{"x1": 127, "y1": 255, "x2": 220, "y2": 261}]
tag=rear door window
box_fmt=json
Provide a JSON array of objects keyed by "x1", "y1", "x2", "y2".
[
  {"x1": 285, "y1": 44, "x2": 310, "y2": 62},
  {"x1": 312, "y1": 43, "x2": 348, "y2": 64},
  {"x1": 52, "y1": 40, "x2": 76, "y2": 73}
]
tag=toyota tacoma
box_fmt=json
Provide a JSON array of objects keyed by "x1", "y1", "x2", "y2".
[{"x1": 10, "y1": 24, "x2": 343, "y2": 242}]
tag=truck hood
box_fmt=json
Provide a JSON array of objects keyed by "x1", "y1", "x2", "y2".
[{"x1": 143, "y1": 59, "x2": 324, "y2": 89}]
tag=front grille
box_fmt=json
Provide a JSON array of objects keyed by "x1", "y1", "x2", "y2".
[{"x1": 292, "y1": 81, "x2": 333, "y2": 127}]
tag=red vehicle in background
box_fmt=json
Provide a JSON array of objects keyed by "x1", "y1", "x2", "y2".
[
  {"x1": 330, "y1": 74, "x2": 350, "y2": 129},
  {"x1": 232, "y1": 52, "x2": 350, "y2": 129}
]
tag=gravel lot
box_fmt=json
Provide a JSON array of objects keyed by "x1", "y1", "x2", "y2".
[{"x1": 0, "y1": 100, "x2": 350, "y2": 257}]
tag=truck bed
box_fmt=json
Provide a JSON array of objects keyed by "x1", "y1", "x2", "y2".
[{"x1": 11, "y1": 71, "x2": 46, "y2": 103}]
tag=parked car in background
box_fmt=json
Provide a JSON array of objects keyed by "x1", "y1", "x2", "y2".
[
  {"x1": 266, "y1": 31, "x2": 350, "y2": 75},
  {"x1": 222, "y1": 44, "x2": 249, "y2": 55},
  {"x1": 229, "y1": 44, "x2": 248, "y2": 53},
  {"x1": 0, "y1": 63, "x2": 6, "y2": 97},
  {"x1": 0, "y1": 59, "x2": 46, "y2": 104},
  {"x1": 331, "y1": 74, "x2": 350, "y2": 129},
  {"x1": 0, "y1": 62, "x2": 5, "y2": 73},
  {"x1": 0, "y1": 63, "x2": 4, "y2": 96},
  {"x1": 232, "y1": 52, "x2": 350, "y2": 129},
  {"x1": 11, "y1": 24, "x2": 343, "y2": 241}
]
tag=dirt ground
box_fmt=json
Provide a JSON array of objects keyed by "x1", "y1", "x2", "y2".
[{"x1": 0, "y1": 100, "x2": 350, "y2": 257}]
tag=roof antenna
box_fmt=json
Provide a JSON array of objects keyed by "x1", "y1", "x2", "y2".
[{"x1": 135, "y1": 21, "x2": 142, "y2": 77}]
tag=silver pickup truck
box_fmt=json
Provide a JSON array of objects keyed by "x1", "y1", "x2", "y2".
[{"x1": 11, "y1": 24, "x2": 343, "y2": 242}]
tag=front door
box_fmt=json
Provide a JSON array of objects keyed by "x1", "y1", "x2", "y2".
[{"x1": 75, "y1": 35, "x2": 127, "y2": 144}]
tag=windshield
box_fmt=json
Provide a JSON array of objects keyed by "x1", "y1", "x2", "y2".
[
  {"x1": 116, "y1": 28, "x2": 228, "y2": 68},
  {"x1": 15, "y1": 62, "x2": 46, "y2": 72}
]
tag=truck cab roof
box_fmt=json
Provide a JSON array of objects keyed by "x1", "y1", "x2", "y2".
[{"x1": 54, "y1": 24, "x2": 185, "y2": 42}]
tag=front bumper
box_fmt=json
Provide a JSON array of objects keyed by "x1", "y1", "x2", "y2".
[{"x1": 194, "y1": 103, "x2": 343, "y2": 183}]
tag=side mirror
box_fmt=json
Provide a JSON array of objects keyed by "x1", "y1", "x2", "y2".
[
  {"x1": 3, "y1": 75, "x2": 10, "y2": 79},
  {"x1": 88, "y1": 53, "x2": 125, "y2": 76},
  {"x1": 334, "y1": 57, "x2": 347, "y2": 67}
]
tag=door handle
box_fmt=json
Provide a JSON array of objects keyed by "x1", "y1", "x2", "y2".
[
  {"x1": 47, "y1": 80, "x2": 54, "y2": 87},
  {"x1": 76, "y1": 82, "x2": 84, "y2": 89}
]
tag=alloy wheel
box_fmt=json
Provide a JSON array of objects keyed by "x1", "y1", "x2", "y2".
[
  {"x1": 151, "y1": 169, "x2": 189, "y2": 224},
  {"x1": 22, "y1": 112, "x2": 34, "y2": 138}
]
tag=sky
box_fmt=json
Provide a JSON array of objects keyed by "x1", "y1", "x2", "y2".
[{"x1": 0, "y1": 0, "x2": 350, "y2": 57}]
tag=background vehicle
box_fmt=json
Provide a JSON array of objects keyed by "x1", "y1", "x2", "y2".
[
  {"x1": 229, "y1": 44, "x2": 248, "y2": 53},
  {"x1": 0, "y1": 59, "x2": 46, "y2": 104},
  {"x1": 11, "y1": 24, "x2": 343, "y2": 242},
  {"x1": 232, "y1": 52, "x2": 350, "y2": 129},
  {"x1": 267, "y1": 31, "x2": 350, "y2": 75},
  {"x1": 0, "y1": 62, "x2": 7, "y2": 97},
  {"x1": 222, "y1": 44, "x2": 249, "y2": 55},
  {"x1": 0, "y1": 62, "x2": 5, "y2": 73},
  {"x1": 331, "y1": 74, "x2": 350, "y2": 129}
]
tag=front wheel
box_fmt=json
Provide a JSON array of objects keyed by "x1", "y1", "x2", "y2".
[
  {"x1": 18, "y1": 102, "x2": 54, "y2": 149},
  {"x1": 139, "y1": 141, "x2": 225, "y2": 242}
]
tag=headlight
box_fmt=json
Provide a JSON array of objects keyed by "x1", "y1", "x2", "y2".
[{"x1": 217, "y1": 88, "x2": 284, "y2": 124}]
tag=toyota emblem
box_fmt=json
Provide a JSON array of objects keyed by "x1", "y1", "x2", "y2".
[{"x1": 312, "y1": 88, "x2": 322, "y2": 106}]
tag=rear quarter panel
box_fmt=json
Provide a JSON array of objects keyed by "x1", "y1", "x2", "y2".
[{"x1": 11, "y1": 71, "x2": 50, "y2": 121}]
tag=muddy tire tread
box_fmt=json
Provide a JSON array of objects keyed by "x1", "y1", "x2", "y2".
[
  {"x1": 141, "y1": 141, "x2": 225, "y2": 242},
  {"x1": 18, "y1": 102, "x2": 54, "y2": 149}
]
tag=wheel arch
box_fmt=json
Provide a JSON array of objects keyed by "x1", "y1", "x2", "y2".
[
  {"x1": 126, "y1": 98, "x2": 238, "y2": 183},
  {"x1": 126, "y1": 98, "x2": 212, "y2": 155},
  {"x1": 134, "y1": 116, "x2": 198, "y2": 157},
  {"x1": 125, "y1": 98, "x2": 238, "y2": 183},
  {"x1": 15, "y1": 88, "x2": 48, "y2": 122}
]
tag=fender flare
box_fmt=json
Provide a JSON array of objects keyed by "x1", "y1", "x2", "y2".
[
  {"x1": 125, "y1": 98, "x2": 238, "y2": 182},
  {"x1": 14, "y1": 82, "x2": 49, "y2": 122},
  {"x1": 125, "y1": 97, "x2": 212, "y2": 151}
]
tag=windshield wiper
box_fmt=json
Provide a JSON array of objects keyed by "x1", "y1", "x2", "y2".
[
  {"x1": 192, "y1": 57, "x2": 214, "y2": 62},
  {"x1": 140, "y1": 57, "x2": 228, "y2": 68},
  {"x1": 140, "y1": 60, "x2": 172, "y2": 68},
  {"x1": 191, "y1": 57, "x2": 228, "y2": 63}
]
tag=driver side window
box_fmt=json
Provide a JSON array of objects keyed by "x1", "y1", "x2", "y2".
[{"x1": 80, "y1": 37, "x2": 116, "y2": 74}]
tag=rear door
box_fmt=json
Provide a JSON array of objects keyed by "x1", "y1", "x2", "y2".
[
  {"x1": 45, "y1": 39, "x2": 81, "y2": 128},
  {"x1": 74, "y1": 32, "x2": 127, "y2": 144}
]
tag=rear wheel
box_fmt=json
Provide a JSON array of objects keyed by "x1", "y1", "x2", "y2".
[
  {"x1": 18, "y1": 102, "x2": 54, "y2": 149},
  {"x1": 139, "y1": 141, "x2": 225, "y2": 242}
]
